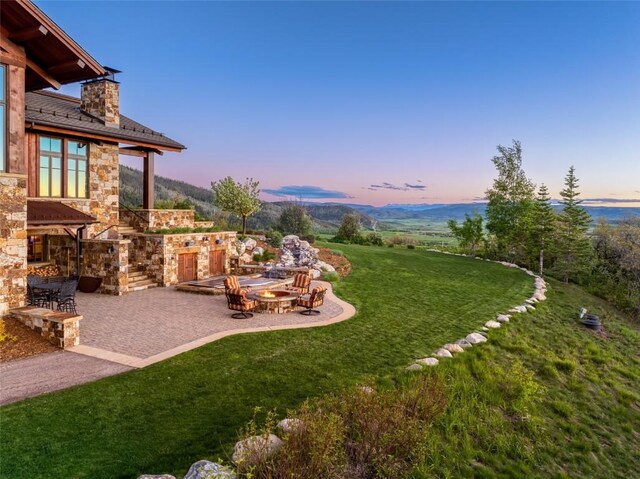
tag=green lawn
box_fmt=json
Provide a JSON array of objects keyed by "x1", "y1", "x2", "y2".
[{"x1": 1, "y1": 245, "x2": 638, "y2": 479}]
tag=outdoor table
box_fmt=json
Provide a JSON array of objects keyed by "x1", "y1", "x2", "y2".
[{"x1": 32, "y1": 282, "x2": 64, "y2": 306}]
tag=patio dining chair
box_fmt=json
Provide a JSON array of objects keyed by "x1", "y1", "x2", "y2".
[
  {"x1": 27, "y1": 275, "x2": 50, "y2": 307},
  {"x1": 297, "y1": 286, "x2": 327, "y2": 316},
  {"x1": 56, "y1": 279, "x2": 79, "y2": 314},
  {"x1": 225, "y1": 288, "x2": 257, "y2": 319},
  {"x1": 286, "y1": 273, "x2": 311, "y2": 295}
]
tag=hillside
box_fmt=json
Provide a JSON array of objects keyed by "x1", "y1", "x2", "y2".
[{"x1": 119, "y1": 166, "x2": 377, "y2": 233}]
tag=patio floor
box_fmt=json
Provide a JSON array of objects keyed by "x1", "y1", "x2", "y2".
[{"x1": 1, "y1": 282, "x2": 354, "y2": 405}]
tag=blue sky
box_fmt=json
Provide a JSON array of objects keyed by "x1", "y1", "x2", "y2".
[{"x1": 41, "y1": 1, "x2": 640, "y2": 206}]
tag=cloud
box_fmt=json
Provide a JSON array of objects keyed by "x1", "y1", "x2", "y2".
[
  {"x1": 369, "y1": 181, "x2": 427, "y2": 192},
  {"x1": 263, "y1": 185, "x2": 353, "y2": 199}
]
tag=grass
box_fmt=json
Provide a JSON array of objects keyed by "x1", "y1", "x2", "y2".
[{"x1": 1, "y1": 244, "x2": 638, "y2": 478}]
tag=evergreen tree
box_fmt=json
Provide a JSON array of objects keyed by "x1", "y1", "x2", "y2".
[
  {"x1": 484, "y1": 140, "x2": 536, "y2": 262},
  {"x1": 555, "y1": 166, "x2": 593, "y2": 283},
  {"x1": 530, "y1": 183, "x2": 557, "y2": 276}
]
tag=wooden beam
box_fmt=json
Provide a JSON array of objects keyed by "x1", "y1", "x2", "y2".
[
  {"x1": 143, "y1": 151, "x2": 155, "y2": 209},
  {"x1": 48, "y1": 59, "x2": 86, "y2": 75},
  {"x1": 26, "y1": 124, "x2": 184, "y2": 152},
  {"x1": 119, "y1": 146, "x2": 163, "y2": 158},
  {"x1": 25, "y1": 58, "x2": 61, "y2": 90},
  {"x1": 9, "y1": 24, "x2": 48, "y2": 42}
]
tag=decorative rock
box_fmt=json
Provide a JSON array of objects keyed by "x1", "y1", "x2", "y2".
[
  {"x1": 533, "y1": 292, "x2": 547, "y2": 301},
  {"x1": 485, "y1": 320, "x2": 501, "y2": 328},
  {"x1": 137, "y1": 475, "x2": 176, "y2": 479},
  {"x1": 310, "y1": 269, "x2": 322, "y2": 279},
  {"x1": 455, "y1": 339, "x2": 473, "y2": 348},
  {"x1": 406, "y1": 363, "x2": 422, "y2": 371},
  {"x1": 239, "y1": 253, "x2": 252, "y2": 263},
  {"x1": 299, "y1": 240, "x2": 310, "y2": 249},
  {"x1": 277, "y1": 418, "x2": 304, "y2": 433},
  {"x1": 435, "y1": 348, "x2": 453, "y2": 358},
  {"x1": 466, "y1": 333, "x2": 487, "y2": 344},
  {"x1": 496, "y1": 314, "x2": 511, "y2": 323},
  {"x1": 525, "y1": 304, "x2": 536, "y2": 311},
  {"x1": 359, "y1": 386, "x2": 374, "y2": 394},
  {"x1": 416, "y1": 357, "x2": 439, "y2": 366},
  {"x1": 524, "y1": 299, "x2": 536, "y2": 305},
  {"x1": 509, "y1": 305, "x2": 527, "y2": 313},
  {"x1": 251, "y1": 247, "x2": 265, "y2": 257},
  {"x1": 482, "y1": 326, "x2": 489, "y2": 331},
  {"x1": 232, "y1": 435, "x2": 283, "y2": 465},
  {"x1": 243, "y1": 238, "x2": 257, "y2": 250},
  {"x1": 236, "y1": 242, "x2": 246, "y2": 256},
  {"x1": 184, "y1": 460, "x2": 236, "y2": 479},
  {"x1": 443, "y1": 343, "x2": 464, "y2": 353}
]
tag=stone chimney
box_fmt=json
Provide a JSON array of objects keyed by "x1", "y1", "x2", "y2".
[{"x1": 80, "y1": 67, "x2": 120, "y2": 127}]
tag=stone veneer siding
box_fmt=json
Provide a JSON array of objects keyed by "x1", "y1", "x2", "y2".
[
  {"x1": 129, "y1": 232, "x2": 236, "y2": 286},
  {"x1": 47, "y1": 235, "x2": 77, "y2": 277},
  {"x1": 80, "y1": 80, "x2": 120, "y2": 126},
  {"x1": 80, "y1": 239, "x2": 129, "y2": 295},
  {"x1": 0, "y1": 174, "x2": 28, "y2": 316},
  {"x1": 120, "y1": 209, "x2": 195, "y2": 232}
]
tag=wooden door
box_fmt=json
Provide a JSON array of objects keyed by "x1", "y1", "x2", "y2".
[
  {"x1": 178, "y1": 253, "x2": 197, "y2": 282},
  {"x1": 209, "y1": 249, "x2": 225, "y2": 276}
]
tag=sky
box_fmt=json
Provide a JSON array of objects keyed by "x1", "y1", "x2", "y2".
[{"x1": 39, "y1": 1, "x2": 640, "y2": 207}]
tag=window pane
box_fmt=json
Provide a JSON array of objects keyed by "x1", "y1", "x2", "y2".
[
  {"x1": 52, "y1": 157, "x2": 61, "y2": 169},
  {"x1": 40, "y1": 137, "x2": 50, "y2": 152},
  {"x1": 68, "y1": 158, "x2": 76, "y2": 172},
  {"x1": 68, "y1": 142, "x2": 77, "y2": 155},
  {"x1": 68, "y1": 174, "x2": 76, "y2": 197},
  {"x1": 40, "y1": 155, "x2": 49, "y2": 168},
  {"x1": 39, "y1": 167, "x2": 49, "y2": 196},
  {"x1": 77, "y1": 143, "x2": 87, "y2": 156},
  {"x1": 78, "y1": 159, "x2": 87, "y2": 172},
  {"x1": 78, "y1": 171, "x2": 86, "y2": 197},
  {"x1": 50, "y1": 138, "x2": 62, "y2": 153},
  {"x1": 51, "y1": 168, "x2": 61, "y2": 196}
]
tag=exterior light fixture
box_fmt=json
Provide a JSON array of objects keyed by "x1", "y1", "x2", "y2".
[{"x1": 215, "y1": 239, "x2": 224, "y2": 245}]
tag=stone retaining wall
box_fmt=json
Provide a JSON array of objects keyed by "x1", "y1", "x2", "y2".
[
  {"x1": 119, "y1": 209, "x2": 196, "y2": 232},
  {"x1": 10, "y1": 306, "x2": 82, "y2": 349},
  {"x1": 80, "y1": 239, "x2": 130, "y2": 295}
]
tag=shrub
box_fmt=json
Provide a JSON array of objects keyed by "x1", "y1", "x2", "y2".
[
  {"x1": 388, "y1": 235, "x2": 417, "y2": 246},
  {"x1": 407, "y1": 244, "x2": 416, "y2": 250},
  {"x1": 322, "y1": 271, "x2": 340, "y2": 283},
  {"x1": 365, "y1": 233, "x2": 384, "y2": 246},
  {"x1": 300, "y1": 234, "x2": 316, "y2": 244},
  {"x1": 253, "y1": 251, "x2": 277, "y2": 263},
  {"x1": 268, "y1": 230, "x2": 283, "y2": 248},
  {"x1": 235, "y1": 376, "x2": 447, "y2": 478},
  {"x1": 0, "y1": 320, "x2": 16, "y2": 343}
]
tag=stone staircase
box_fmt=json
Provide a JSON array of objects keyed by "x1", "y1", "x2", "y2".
[
  {"x1": 128, "y1": 265, "x2": 157, "y2": 292},
  {"x1": 118, "y1": 220, "x2": 138, "y2": 236}
]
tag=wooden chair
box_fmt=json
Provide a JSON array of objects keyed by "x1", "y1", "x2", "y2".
[
  {"x1": 297, "y1": 286, "x2": 327, "y2": 316},
  {"x1": 287, "y1": 273, "x2": 311, "y2": 295},
  {"x1": 226, "y1": 288, "x2": 258, "y2": 319}
]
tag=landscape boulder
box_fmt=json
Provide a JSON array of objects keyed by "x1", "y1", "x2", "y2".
[
  {"x1": 455, "y1": 339, "x2": 473, "y2": 349},
  {"x1": 466, "y1": 333, "x2": 487, "y2": 344},
  {"x1": 416, "y1": 357, "x2": 439, "y2": 366},
  {"x1": 235, "y1": 242, "x2": 246, "y2": 256},
  {"x1": 232, "y1": 434, "x2": 283, "y2": 465},
  {"x1": 183, "y1": 460, "x2": 236, "y2": 479},
  {"x1": 443, "y1": 343, "x2": 464, "y2": 353},
  {"x1": 243, "y1": 238, "x2": 257, "y2": 250},
  {"x1": 496, "y1": 314, "x2": 511, "y2": 323},
  {"x1": 485, "y1": 320, "x2": 501, "y2": 329},
  {"x1": 406, "y1": 363, "x2": 422, "y2": 371},
  {"x1": 435, "y1": 348, "x2": 453, "y2": 358},
  {"x1": 277, "y1": 418, "x2": 304, "y2": 433},
  {"x1": 251, "y1": 246, "x2": 265, "y2": 257}
]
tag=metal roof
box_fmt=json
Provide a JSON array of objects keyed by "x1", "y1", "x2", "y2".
[
  {"x1": 27, "y1": 200, "x2": 98, "y2": 226},
  {"x1": 26, "y1": 91, "x2": 186, "y2": 151}
]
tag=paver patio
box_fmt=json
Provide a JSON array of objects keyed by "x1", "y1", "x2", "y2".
[{"x1": 1, "y1": 282, "x2": 354, "y2": 405}]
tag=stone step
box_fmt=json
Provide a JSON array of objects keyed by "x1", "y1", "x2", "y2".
[
  {"x1": 128, "y1": 271, "x2": 147, "y2": 280},
  {"x1": 129, "y1": 278, "x2": 156, "y2": 287},
  {"x1": 129, "y1": 283, "x2": 157, "y2": 292}
]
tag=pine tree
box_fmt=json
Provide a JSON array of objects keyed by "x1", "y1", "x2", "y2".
[
  {"x1": 531, "y1": 183, "x2": 557, "y2": 276},
  {"x1": 555, "y1": 166, "x2": 593, "y2": 283}
]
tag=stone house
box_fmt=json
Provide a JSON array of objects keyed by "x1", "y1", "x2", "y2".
[{"x1": 1, "y1": 0, "x2": 235, "y2": 316}]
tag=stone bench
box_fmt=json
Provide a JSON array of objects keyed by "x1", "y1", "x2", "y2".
[{"x1": 9, "y1": 306, "x2": 82, "y2": 349}]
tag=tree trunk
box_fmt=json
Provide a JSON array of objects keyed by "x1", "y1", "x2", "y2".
[
  {"x1": 539, "y1": 248, "x2": 544, "y2": 276},
  {"x1": 242, "y1": 215, "x2": 247, "y2": 235}
]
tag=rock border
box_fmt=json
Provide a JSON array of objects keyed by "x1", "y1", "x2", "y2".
[{"x1": 407, "y1": 252, "x2": 547, "y2": 371}]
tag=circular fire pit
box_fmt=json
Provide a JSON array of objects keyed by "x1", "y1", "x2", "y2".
[{"x1": 249, "y1": 290, "x2": 299, "y2": 314}]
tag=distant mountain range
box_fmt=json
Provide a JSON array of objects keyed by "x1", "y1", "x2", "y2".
[{"x1": 119, "y1": 166, "x2": 639, "y2": 231}]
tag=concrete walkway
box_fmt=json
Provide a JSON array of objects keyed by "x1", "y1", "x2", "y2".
[{"x1": 0, "y1": 282, "x2": 355, "y2": 405}]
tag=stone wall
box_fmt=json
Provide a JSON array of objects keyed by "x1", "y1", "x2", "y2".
[
  {"x1": 120, "y1": 208, "x2": 196, "y2": 232},
  {"x1": 47, "y1": 235, "x2": 76, "y2": 277},
  {"x1": 10, "y1": 306, "x2": 82, "y2": 349},
  {"x1": 129, "y1": 232, "x2": 236, "y2": 286},
  {"x1": 80, "y1": 239, "x2": 129, "y2": 295},
  {"x1": 0, "y1": 174, "x2": 28, "y2": 317}
]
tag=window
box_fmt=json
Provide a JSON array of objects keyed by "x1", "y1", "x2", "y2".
[
  {"x1": 0, "y1": 63, "x2": 6, "y2": 172},
  {"x1": 39, "y1": 137, "x2": 63, "y2": 197},
  {"x1": 38, "y1": 136, "x2": 89, "y2": 198},
  {"x1": 67, "y1": 141, "x2": 88, "y2": 198}
]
